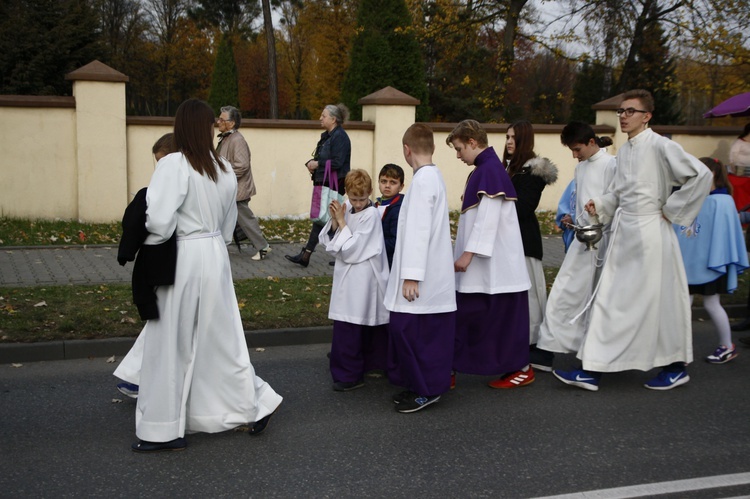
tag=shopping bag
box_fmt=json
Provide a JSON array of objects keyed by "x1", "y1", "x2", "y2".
[{"x1": 310, "y1": 160, "x2": 343, "y2": 224}]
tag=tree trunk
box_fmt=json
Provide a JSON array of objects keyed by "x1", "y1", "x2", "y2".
[
  {"x1": 496, "y1": 0, "x2": 529, "y2": 117},
  {"x1": 262, "y1": 0, "x2": 279, "y2": 119}
]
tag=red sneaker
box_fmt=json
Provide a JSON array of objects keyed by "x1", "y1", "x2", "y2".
[{"x1": 488, "y1": 366, "x2": 535, "y2": 389}]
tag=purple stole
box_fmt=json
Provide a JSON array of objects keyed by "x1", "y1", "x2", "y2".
[{"x1": 461, "y1": 147, "x2": 517, "y2": 213}]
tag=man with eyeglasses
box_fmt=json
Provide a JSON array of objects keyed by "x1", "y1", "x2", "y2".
[
  {"x1": 553, "y1": 89, "x2": 712, "y2": 392},
  {"x1": 216, "y1": 106, "x2": 271, "y2": 260}
]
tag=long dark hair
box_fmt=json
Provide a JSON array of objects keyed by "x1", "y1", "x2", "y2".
[
  {"x1": 174, "y1": 99, "x2": 226, "y2": 182},
  {"x1": 700, "y1": 157, "x2": 732, "y2": 195},
  {"x1": 503, "y1": 120, "x2": 536, "y2": 176}
]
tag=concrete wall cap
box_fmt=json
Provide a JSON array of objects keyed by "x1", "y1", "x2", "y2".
[
  {"x1": 358, "y1": 86, "x2": 420, "y2": 106},
  {"x1": 65, "y1": 60, "x2": 129, "y2": 83}
]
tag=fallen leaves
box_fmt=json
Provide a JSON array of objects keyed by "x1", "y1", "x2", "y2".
[
  {"x1": 106, "y1": 355, "x2": 116, "y2": 363},
  {"x1": 33, "y1": 301, "x2": 47, "y2": 307},
  {"x1": 11, "y1": 363, "x2": 22, "y2": 368}
]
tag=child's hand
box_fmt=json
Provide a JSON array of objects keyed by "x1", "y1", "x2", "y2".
[
  {"x1": 332, "y1": 200, "x2": 347, "y2": 228},
  {"x1": 402, "y1": 280, "x2": 420, "y2": 301},
  {"x1": 454, "y1": 252, "x2": 474, "y2": 272},
  {"x1": 328, "y1": 201, "x2": 340, "y2": 230}
]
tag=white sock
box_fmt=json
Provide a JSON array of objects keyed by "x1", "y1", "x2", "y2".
[{"x1": 703, "y1": 294, "x2": 732, "y2": 347}]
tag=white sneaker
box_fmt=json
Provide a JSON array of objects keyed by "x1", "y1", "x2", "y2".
[{"x1": 251, "y1": 245, "x2": 271, "y2": 261}]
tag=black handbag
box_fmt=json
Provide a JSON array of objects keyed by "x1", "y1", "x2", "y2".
[{"x1": 233, "y1": 224, "x2": 248, "y2": 251}]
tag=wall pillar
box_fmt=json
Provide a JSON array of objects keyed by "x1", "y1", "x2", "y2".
[
  {"x1": 359, "y1": 87, "x2": 419, "y2": 183},
  {"x1": 66, "y1": 61, "x2": 129, "y2": 222}
]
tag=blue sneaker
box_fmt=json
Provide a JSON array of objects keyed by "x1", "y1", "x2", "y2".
[
  {"x1": 553, "y1": 369, "x2": 600, "y2": 391},
  {"x1": 117, "y1": 382, "x2": 139, "y2": 399},
  {"x1": 643, "y1": 369, "x2": 690, "y2": 390}
]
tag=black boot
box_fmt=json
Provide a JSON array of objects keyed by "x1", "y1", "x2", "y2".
[{"x1": 285, "y1": 248, "x2": 311, "y2": 268}]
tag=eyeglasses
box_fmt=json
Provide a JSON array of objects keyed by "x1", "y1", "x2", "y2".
[
  {"x1": 216, "y1": 117, "x2": 233, "y2": 123},
  {"x1": 616, "y1": 108, "x2": 649, "y2": 117}
]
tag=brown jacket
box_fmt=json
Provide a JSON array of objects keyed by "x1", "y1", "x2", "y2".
[{"x1": 217, "y1": 130, "x2": 256, "y2": 201}]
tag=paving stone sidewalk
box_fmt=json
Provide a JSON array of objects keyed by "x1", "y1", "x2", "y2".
[{"x1": 0, "y1": 236, "x2": 568, "y2": 287}]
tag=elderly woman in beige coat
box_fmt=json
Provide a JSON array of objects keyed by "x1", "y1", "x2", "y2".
[{"x1": 216, "y1": 105, "x2": 270, "y2": 260}]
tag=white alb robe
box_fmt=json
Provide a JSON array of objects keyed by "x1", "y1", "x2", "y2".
[
  {"x1": 320, "y1": 201, "x2": 390, "y2": 325},
  {"x1": 135, "y1": 153, "x2": 282, "y2": 442},
  {"x1": 579, "y1": 128, "x2": 711, "y2": 372},
  {"x1": 384, "y1": 164, "x2": 456, "y2": 314},
  {"x1": 538, "y1": 149, "x2": 616, "y2": 353},
  {"x1": 454, "y1": 196, "x2": 530, "y2": 294}
]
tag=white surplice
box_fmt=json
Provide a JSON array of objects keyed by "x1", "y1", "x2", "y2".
[
  {"x1": 454, "y1": 196, "x2": 529, "y2": 294},
  {"x1": 537, "y1": 149, "x2": 616, "y2": 353},
  {"x1": 135, "y1": 152, "x2": 282, "y2": 442},
  {"x1": 578, "y1": 129, "x2": 711, "y2": 372},
  {"x1": 319, "y1": 202, "x2": 390, "y2": 325},
  {"x1": 384, "y1": 164, "x2": 456, "y2": 314}
]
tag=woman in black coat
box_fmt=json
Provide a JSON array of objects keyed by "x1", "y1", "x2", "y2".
[{"x1": 286, "y1": 103, "x2": 351, "y2": 267}]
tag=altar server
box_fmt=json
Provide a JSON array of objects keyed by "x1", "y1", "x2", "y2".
[
  {"x1": 385, "y1": 123, "x2": 457, "y2": 414},
  {"x1": 320, "y1": 169, "x2": 390, "y2": 392},
  {"x1": 446, "y1": 119, "x2": 532, "y2": 389}
]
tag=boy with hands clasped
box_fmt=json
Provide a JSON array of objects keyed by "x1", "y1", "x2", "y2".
[{"x1": 320, "y1": 170, "x2": 390, "y2": 392}]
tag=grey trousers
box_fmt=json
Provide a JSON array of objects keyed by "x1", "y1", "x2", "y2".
[{"x1": 236, "y1": 199, "x2": 268, "y2": 250}]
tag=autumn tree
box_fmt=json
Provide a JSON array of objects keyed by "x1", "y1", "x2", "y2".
[
  {"x1": 188, "y1": 0, "x2": 260, "y2": 39},
  {"x1": 276, "y1": 0, "x2": 357, "y2": 117}
]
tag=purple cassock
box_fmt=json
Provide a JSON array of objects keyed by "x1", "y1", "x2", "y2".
[
  {"x1": 330, "y1": 321, "x2": 388, "y2": 383},
  {"x1": 453, "y1": 147, "x2": 530, "y2": 375},
  {"x1": 388, "y1": 311, "x2": 456, "y2": 397}
]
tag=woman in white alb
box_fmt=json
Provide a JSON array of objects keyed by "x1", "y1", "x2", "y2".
[{"x1": 131, "y1": 99, "x2": 282, "y2": 452}]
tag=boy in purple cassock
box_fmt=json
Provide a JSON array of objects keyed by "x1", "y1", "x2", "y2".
[
  {"x1": 383, "y1": 124, "x2": 457, "y2": 414},
  {"x1": 447, "y1": 119, "x2": 532, "y2": 389}
]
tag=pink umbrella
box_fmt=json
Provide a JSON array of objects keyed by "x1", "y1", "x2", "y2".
[{"x1": 703, "y1": 92, "x2": 750, "y2": 118}]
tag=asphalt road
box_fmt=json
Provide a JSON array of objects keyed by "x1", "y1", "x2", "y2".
[{"x1": 2, "y1": 320, "x2": 750, "y2": 498}]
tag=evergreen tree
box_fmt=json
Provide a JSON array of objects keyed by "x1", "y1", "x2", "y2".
[
  {"x1": 617, "y1": 8, "x2": 681, "y2": 124},
  {"x1": 570, "y1": 59, "x2": 607, "y2": 123},
  {"x1": 341, "y1": 0, "x2": 429, "y2": 120},
  {"x1": 0, "y1": 0, "x2": 102, "y2": 95},
  {"x1": 208, "y1": 35, "x2": 240, "y2": 115}
]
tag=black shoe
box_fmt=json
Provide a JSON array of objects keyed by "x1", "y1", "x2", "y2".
[
  {"x1": 739, "y1": 336, "x2": 750, "y2": 347},
  {"x1": 731, "y1": 318, "x2": 750, "y2": 331},
  {"x1": 131, "y1": 437, "x2": 187, "y2": 453},
  {"x1": 396, "y1": 394, "x2": 441, "y2": 413},
  {"x1": 248, "y1": 410, "x2": 277, "y2": 436},
  {"x1": 285, "y1": 248, "x2": 311, "y2": 268},
  {"x1": 392, "y1": 390, "x2": 416, "y2": 405},
  {"x1": 333, "y1": 380, "x2": 365, "y2": 392}
]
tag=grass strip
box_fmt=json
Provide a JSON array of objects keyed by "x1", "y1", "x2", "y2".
[{"x1": 0, "y1": 277, "x2": 333, "y2": 343}]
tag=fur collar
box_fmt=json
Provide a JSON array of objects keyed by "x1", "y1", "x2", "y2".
[{"x1": 524, "y1": 157, "x2": 558, "y2": 185}]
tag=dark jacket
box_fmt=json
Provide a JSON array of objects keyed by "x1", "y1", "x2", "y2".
[
  {"x1": 377, "y1": 194, "x2": 404, "y2": 268},
  {"x1": 509, "y1": 157, "x2": 558, "y2": 260},
  {"x1": 117, "y1": 188, "x2": 177, "y2": 320},
  {"x1": 311, "y1": 125, "x2": 351, "y2": 185}
]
